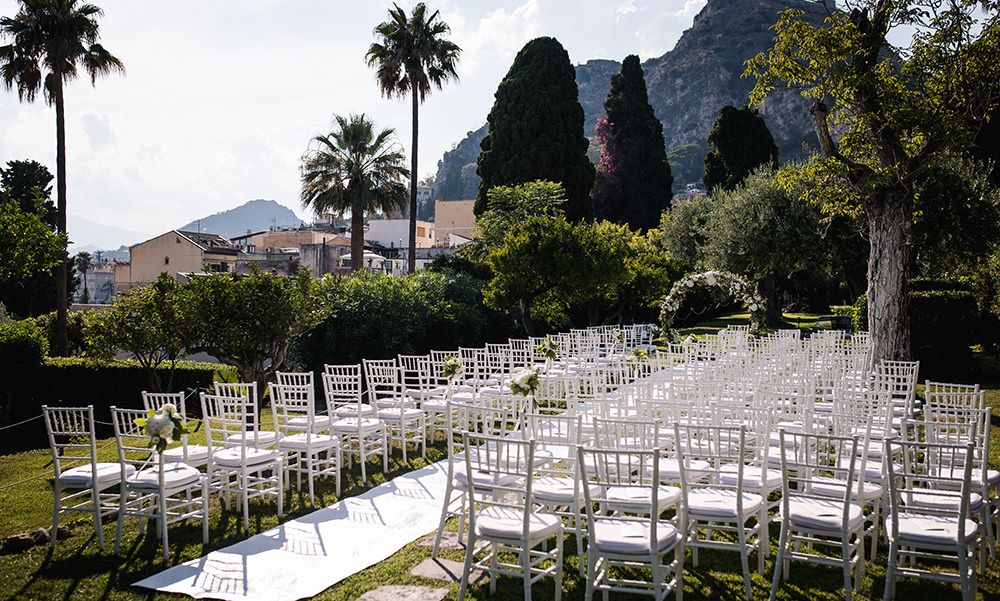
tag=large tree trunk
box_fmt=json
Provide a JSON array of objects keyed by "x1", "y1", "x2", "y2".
[
  {"x1": 53, "y1": 77, "x2": 69, "y2": 357},
  {"x1": 408, "y1": 82, "x2": 419, "y2": 274},
  {"x1": 759, "y1": 275, "x2": 782, "y2": 326},
  {"x1": 350, "y1": 200, "x2": 364, "y2": 272},
  {"x1": 519, "y1": 296, "x2": 537, "y2": 336},
  {"x1": 866, "y1": 188, "x2": 912, "y2": 366}
]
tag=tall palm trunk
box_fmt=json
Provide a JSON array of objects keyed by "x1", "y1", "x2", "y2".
[
  {"x1": 408, "y1": 80, "x2": 419, "y2": 273},
  {"x1": 866, "y1": 188, "x2": 912, "y2": 366},
  {"x1": 350, "y1": 199, "x2": 364, "y2": 272},
  {"x1": 53, "y1": 75, "x2": 69, "y2": 357}
]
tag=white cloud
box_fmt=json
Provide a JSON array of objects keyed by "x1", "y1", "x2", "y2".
[
  {"x1": 615, "y1": 1, "x2": 641, "y2": 21},
  {"x1": 80, "y1": 113, "x2": 119, "y2": 149}
]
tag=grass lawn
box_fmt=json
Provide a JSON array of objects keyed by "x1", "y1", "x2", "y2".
[{"x1": 2, "y1": 321, "x2": 999, "y2": 600}]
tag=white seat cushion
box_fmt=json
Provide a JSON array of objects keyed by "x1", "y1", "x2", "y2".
[
  {"x1": 286, "y1": 416, "x2": 330, "y2": 431},
  {"x1": 719, "y1": 464, "x2": 783, "y2": 491},
  {"x1": 277, "y1": 433, "x2": 339, "y2": 451},
  {"x1": 333, "y1": 404, "x2": 375, "y2": 418},
  {"x1": 476, "y1": 506, "x2": 561, "y2": 540},
  {"x1": 532, "y1": 476, "x2": 599, "y2": 505},
  {"x1": 786, "y1": 498, "x2": 864, "y2": 531},
  {"x1": 58, "y1": 463, "x2": 134, "y2": 487},
  {"x1": 656, "y1": 458, "x2": 711, "y2": 482},
  {"x1": 330, "y1": 417, "x2": 384, "y2": 434},
  {"x1": 213, "y1": 447, "x2": 282, "y2": 468},
  {"x1": 687, "y1": 488, "x2": 763, "y2": 519},
  {"x1": 454, "y1": 465, "x2": 521, "y2": 489},
  {"x1": 127, "y1": 462, "x2": 201, "y2": 490},
  {"x1": 887, "y1": 513, "x2": 978, "y2": 546},
  {"x1": 905, "y1": 491, "x2": 984, "y2": 512},
  {"x1": 607, "y1": 485, "x2": 681, "y2": 514},
  {"x1": 373, "y1": 396, "x2": 418, "y2": 409},
  {"x1": 226, "y1": 430, "x2": 279, "y2": 446},
  {"x1": 376, "y1": 407, "x2": 425, "y2": 421},
  {"x1": 810, "y1": 476, "x2": 883, "y2": 502},
  {"x1": 592, "y1": 517, "x2": 680, "y2": 555},
  {"x1": 161, "y1": 444, "x2": 209, "y2": 465},
  {"x1": 419, "y1": 398, "x2": 450, "y2": 412}
]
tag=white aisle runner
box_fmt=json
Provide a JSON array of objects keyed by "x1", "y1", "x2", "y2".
[{"x1": 134, "y1": 460, "x2": 449, "y2": 601}]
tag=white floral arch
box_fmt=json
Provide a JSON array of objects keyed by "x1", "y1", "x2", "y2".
[{"x1": 659, "y1": 270, "x2": 766, "y2": 339}]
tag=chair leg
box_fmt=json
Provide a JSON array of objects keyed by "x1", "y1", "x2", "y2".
[
  {"x1": 160, "y1": 493, "x2": 170, "y2": 563},
  {"x1": 91, "y1": 486, "x2": 104, "y2": 551},
  {"x1": 584, "y1": 552, "x2": 596, "y2": 601},
  {"x1": 737, "y1": 522, "x2": 752, "y2": 600},
  {"x1": 757, "y1": 505, "x2": 767, "y2": 575},
  {"x1": 769, "y1": 522, "x2": 789, "y2": 601},
  {"x1": 51, "y1": 486, "x2": 60, "y2": 548},
  {"x1": 522, "y1": 545, "x2": 532, "y2": 601},
  {"x1": 457, "y1": 530, "x2": 477, "y2": 601},
  {"x1": 114, "y1": 490, "x2": 125, "y2": 554},
  {"x1": 431, "y1": 482, "x2": 453, "y2": 560},
  {"x1": 554, "y1": 534, "x2": 564, "y2": 601},
  {"x1": 957, "y1": 545, "x2": 972, "y2": 601},
  {"x1": 883, "y1": 541, "x2": 897, "y2": 601},
  {"x1": 841, "y1": 537, "x2": 853, "y2": 601},
  {"x1": 242, "y1": 474, "x2": 251, "y2": 531},
  {"x1": 201, "y1": 478, "x2": 210, "y2": 544}
]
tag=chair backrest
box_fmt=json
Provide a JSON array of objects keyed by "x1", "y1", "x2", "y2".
[
  {"x1": 270, "y1": 382, "x2": 317, "y2": 438},
  {"x1": 42, "y1": 405, "x2": 98, "y2": 484},
  {"x1": 777, "y1": 430, "x2": 862, "y2": 531},
  {"x1": 462, "y1": 432, "x2": 536, "y2": 537},
  {"x1": 363, "y1": 358, "x2": 404, "y2": 404},
  {"x1": 923, "y1": 389, "x2": 985, "y2": 412},
  {"x1": 322, "y1": 364, "x2": 364, "y2": 414},
  {"x1": 525, "y1": 413, "x2": 582, "y2": 447},
  {"x1": 276, "y1": 371, "x2": 313, "y2": 388},
  {"x1": 142, "y1": 391, "x2": 194, "y2": 462},
  {"x1": 593, "y1": 417, "x2": 659, "y2": 451},
  {"x1": 201, "y1": 392, "x2": 252, "y2": 466},
  {"x1": 214, "y1": 381, "x2": 260, "y2": 430},
  {"x1": 110, "y1": 406, "x2": 159, "y2": 483},
  {"x1": 675, "y1": 423, "x2": 750, "y2": 495},
  {"x1": 886, "y1": 438, "x2": 975, "y2": 546},
  {"x1": 577, "y1": 447, "x2": 663, "y2": 544}
]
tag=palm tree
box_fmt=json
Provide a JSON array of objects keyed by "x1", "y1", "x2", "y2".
[
  {"x1": 366, "y1": 3, "x2": 460, "y2": 273},
  {"x1": 300, "y1": 114, "x2": 409, "y2": 272},
  {"x1": 74, "y1": 250, "x2": 91, "y2": 302},
  {"x1": 1, "y1": 0, "x2": 123, "y2": 355}
]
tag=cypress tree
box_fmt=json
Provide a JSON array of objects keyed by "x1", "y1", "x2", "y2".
[
  {"x1": 592, "y1": 55, "x2": 673, "y2": 230},
  {"x1": 476, "y1": 37, "x2": 595, "y2": 221},
  {"x1": 703, "y1": 105, "x2": 779, "y2": 193}
]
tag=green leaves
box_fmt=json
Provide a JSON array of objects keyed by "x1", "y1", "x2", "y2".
[{"x1": 0, "y1": 194, "x2": 66, "y2": 282}]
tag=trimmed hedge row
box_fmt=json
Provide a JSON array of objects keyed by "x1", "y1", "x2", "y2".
[
  {"x1": 843, "y1": 285, "x2": 979, "y2": 376},
  {"x1": 0, "y1": 358, "x2": 234, "y2": 451}
]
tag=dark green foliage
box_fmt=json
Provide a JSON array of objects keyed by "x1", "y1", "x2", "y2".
[
  {"x1": 0, "y1": 319, "x2": 47, "y2": 371},
  {"x1": 910, "y1": 290, "x2": 979, "y2": 376},
  {"x1": 0, "y1": 159, "x2": 54, "y2": 226},
  {"x1": 292, "y1": 271, "x2": 517, "y2": 373},
  {"x1": 592, "y1": 55, "x2": 673, "y2": 230},
  {"x1": 854, "y1": 285, "x2": 980, "y2": 375},
  {"x1": 30, "y1": 309, "x2": 96, "y2": 356},
  {"x1": 702, "y1": 105, "x2": 779, "y2": 193},
  {"x1": 476, "y1": 37, "x2": 595, "y2": 221},
  {"x1": 0, "y1": 358, "x2": 231, "y2": 452}
]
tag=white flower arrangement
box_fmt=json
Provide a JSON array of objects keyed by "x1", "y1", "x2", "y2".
[
  {"x1": 440, "y1": 355, "x2": 464, "y2": 383},
  {"x1": 535, "y1": 337, "x2": 559, "y2": 362},
  {"x1": 509, "y1": 366, "x2": 541, "y2": 397},
  {"x1": 134, "y1": 404, "x2": 190, "y2": 454}
]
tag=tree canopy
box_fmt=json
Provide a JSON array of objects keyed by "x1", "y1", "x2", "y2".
[
  {"x1": 592, "y1": 55, "x2": 673, "y2": 230},
  {"x1": 702, "y1": 105, "x2": 778, "y2": 193},
  {"x1": 746, "y1": 0, "x2": 1000, "y2": 362},
  {"x1": 476, "y1": 37, "x2": 595, "y2": 221}
]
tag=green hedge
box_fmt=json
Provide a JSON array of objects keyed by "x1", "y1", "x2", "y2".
[
  {"x1": 846, "y1": 285, "x2": 979, "y2": 375},
  {"x1": 0, "y1": 319, "x2": 47, "y2": 371},
  {"x1": 0, "y1": 358, "x2": 234, "y2": 451}
]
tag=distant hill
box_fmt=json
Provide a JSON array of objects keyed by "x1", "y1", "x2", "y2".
[
  {"x1": 177, "y1": 199, "x2": 304, "y2": 240},
  {"x1": 67, "y1": 214, "x2": 150, "y2": 253},
  {"x1": 433, "y1": 0, "x2": 824, "y2": 201}
]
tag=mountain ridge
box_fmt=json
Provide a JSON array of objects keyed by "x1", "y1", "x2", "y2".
[
  {"x1": 433, "y1": 0, "x2": 825, "y2": 200},
  {"x1": 176, "y1": 199, "x2": 304, "y2": 240}
]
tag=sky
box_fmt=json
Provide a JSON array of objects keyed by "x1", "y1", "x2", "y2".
[{"x1": 0, "y1": 0, "x2": 709, "y2": 238}]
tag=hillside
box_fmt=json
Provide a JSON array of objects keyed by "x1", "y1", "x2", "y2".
[
  {"x1": 177, "y1": 199, "x2": 304, "y2": 240},
  {"x1": 433, "y1": 0, "x2": 825, "y2": 201}
]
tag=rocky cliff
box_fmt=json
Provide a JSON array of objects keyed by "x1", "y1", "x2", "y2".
[{"x1": 432, "y1": 0, "x2": 826, "y2": 201}]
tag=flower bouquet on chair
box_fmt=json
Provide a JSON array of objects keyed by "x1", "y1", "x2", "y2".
[
  {"x1": 134, "y1": 403, "x2": 190, "y2": 454},
  {"x1": 535, "y1": 337, "x2": 560, "y2": 372},
  {"x1": 440, "y1": 355, "x2": 464, "y2": 399},
  {"x1": 509, "y1": 366, "x2": 541, "y2": 414}
]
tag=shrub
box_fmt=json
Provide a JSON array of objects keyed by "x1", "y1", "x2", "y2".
[
  {"x1": 0, "y1": 319, "x2": 47, "y2": 371},
  {"x1": 293, "y1": 270, "x2": 517, "y2": 373},
  {"x1": 910, "y1": 290, "x2": 978, "y2": 376},
  {"x1": 0, "y1": 357, "x2": 234, "y2": 451},
  {"x1": 30, "y1": 309, "x2": 100, "y2": 356},
  {"x1": 830, "y1": 304, "x2": 860, "y2": 329}
]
